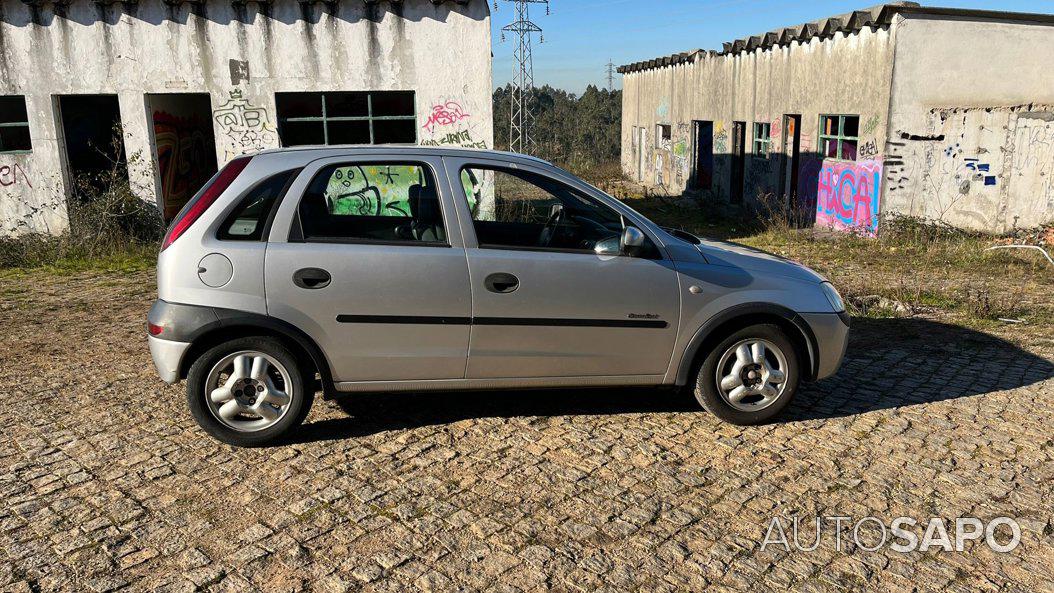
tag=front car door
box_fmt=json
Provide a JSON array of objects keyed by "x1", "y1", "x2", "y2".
[
  {"x1": 265, "y1": 155, "x2": 471, "y2": 383},
  {"x1": 445, "y1": 157, "x2": 681, "y2": 380}
]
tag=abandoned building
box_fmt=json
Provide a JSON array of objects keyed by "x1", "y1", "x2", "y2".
[
  {"x1": 0, "y1": 0, "x2": 492, "y2": 235},
  {"x1": 618, "y1": 3, "x2": 1054, "y2": 234}
]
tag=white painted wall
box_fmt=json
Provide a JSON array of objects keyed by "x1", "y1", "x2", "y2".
[
  {"x1": 621, "y1": 26, "x2": 895, "y2": 233},
  {"x1": 0, "y1": 0, "x2": 493, "y2": 235},
  {"x1": 885, "y1": 14, "x2": 1054, "y2": 231}
]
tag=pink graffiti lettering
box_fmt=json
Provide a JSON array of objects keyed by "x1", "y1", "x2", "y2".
[
  {"x1": 816, "y1": 159, "x2": 882, "y2": 235},
  {"x1": 0, "y1": 163, "x2": 32, "y2": 188},
  {"x1": 423, "y1": 101, "x2": 470, "y2": 134}
]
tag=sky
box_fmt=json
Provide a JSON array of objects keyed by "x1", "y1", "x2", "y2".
[{"x1": 490, "y1": 0, "x2": 1054, "y2": 94}]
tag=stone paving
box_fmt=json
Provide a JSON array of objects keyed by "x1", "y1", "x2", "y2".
[{"x1": 1, "y1": 270, "x2": 1053, "y2": 592}]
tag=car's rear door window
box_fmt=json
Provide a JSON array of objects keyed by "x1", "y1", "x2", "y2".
[{"x1": 296, "y1": 162, "x2": 446, "y2": 245}]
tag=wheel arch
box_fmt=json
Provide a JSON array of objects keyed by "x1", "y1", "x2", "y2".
[
  {"x1": 178, "y1": 312, "x2": 336, "y2": 399},
  {"x1": 676, "y1": 303, "x2": 819, "y2": 387}
]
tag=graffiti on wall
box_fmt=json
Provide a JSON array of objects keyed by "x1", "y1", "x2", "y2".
[
  {"x1": 861, "y1": 114, "x2": 880, "y2": 137},
  {"x1": 419, "y1": 97, "x2": 487, "y2": 149},
  {"x1": 0, "y1": 163, "x2": 32, "y2": 188},
  {"x1": 714, "y1": 121, "x2": 728, "y2": 154},
  {"x1": 815, "y1": 159, "x2": 883, "y2": 235},
  {"x1": 213, "y1": 90, "x2": 277, "y2": 160},
  {"x1": 859, "y1": 139, "x2": 880, "y2": 160},
  {"x1": 154, "y1": 112, "x2": 216, "y2": 219},
  {"x1": 422, "y1": 101, "x2": 470, "y2": 134},
  {"x1": 326, "y1": 164, "x2": 428, "y2": 217}
]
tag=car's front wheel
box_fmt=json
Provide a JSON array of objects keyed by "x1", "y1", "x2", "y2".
[
  {"x1": 692, "y1": 324, "x2": 800, "y2": 425},
  {"x1": 186, "y1": 337, "x2": 313, "y2": 447}
]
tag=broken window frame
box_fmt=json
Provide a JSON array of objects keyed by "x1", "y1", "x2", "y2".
[
  {"x1": 655, "y1": 124, "x2": 671, "y2": 149},
  {"x1": 276, "y1": 91, "x2": 417, "y2": 147},
  {"x1": 818, "y1": 114, "x2": 859, "y2": 161},
  {"x1": 0, "y1": 95, "x2": 32, "y2": 154},
  {"x1": 752, "y1": 122, "x2": 771, "y2": 157}
]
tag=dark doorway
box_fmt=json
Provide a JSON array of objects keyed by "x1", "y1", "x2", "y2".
[
  {"x1": 689, "y1": 120, "x2": 713, "y2": 191},
  {"x1": 780, "y1": 114, "x2": 802, "y2": 206},
  {"x1": 146, "y1": 93, "x2": 219, "y2": 220},
  {"x1": 58, "y1": 95, "x2": 126, "y2": 197},
  {"x1": 730, "y1": 121, "x2": 746, "y2": 203}
]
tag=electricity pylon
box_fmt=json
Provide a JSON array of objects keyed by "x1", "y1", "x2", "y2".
[
  {"x1": 499, "y1": 0, "x2": 549, "y2": 155},
  {"x1": 606, "y1": 59, "x2": 616, "y2": 91}
]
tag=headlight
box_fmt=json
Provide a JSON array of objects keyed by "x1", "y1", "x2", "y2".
[{"x1": 820, "y1": 282, "x2": 845, "y2": 312}]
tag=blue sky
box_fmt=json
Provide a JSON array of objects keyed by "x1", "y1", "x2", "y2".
[{"x1": 491, "y1": 0, "x2": 1054, "y2": 94}]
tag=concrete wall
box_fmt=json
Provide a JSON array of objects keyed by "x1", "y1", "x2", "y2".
[
  {"x1": 621, "y1": 26, "x2": 896, "y2": 233},
  {"x1": 886, "y1": 14, "x2": 1054, "y2": 231},
  {"x1": 0, "y1": 0, "x2": 492, "y2": 235}
]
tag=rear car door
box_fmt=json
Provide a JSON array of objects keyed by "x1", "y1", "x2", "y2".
[
  {"x1": 446, "y1": 157, "x2": 681, "y2": 379},
  {"x1": 265, "y1": 155, "x2": 471, "y2": 383}
]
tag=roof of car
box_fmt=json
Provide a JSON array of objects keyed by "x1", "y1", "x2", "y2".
[{"x1": 254, "y1": 144, "x2": 554, "y2": 167}]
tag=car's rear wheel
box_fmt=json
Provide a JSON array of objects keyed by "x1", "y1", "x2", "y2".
[
  {"x1": 692, "y1": 324, "x2": 799, "y2": 425},
  {"x1": 187, "y1": 337, "x2": 313, "y2": 447}
]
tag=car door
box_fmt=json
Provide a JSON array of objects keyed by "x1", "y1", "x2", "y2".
[
  {"x1": 265, "y1": 155, "x2": 471, "y2": 383},
  {"x1": 446, "y1": 157, "x2": 681, "y2": 379}
]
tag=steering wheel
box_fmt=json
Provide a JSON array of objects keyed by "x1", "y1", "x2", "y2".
[{"x1": 537, "y1": 207, "x2": 567, "y2": 248}]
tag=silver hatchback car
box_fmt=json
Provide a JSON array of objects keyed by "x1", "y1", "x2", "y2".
[{"x1": 148, "y1": 146, "x2": 849, "y2": 446}]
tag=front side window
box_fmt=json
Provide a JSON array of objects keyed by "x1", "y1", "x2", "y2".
[
  {"x1": 819, "y1": 115, "x2": 859, "y2": 161},
  {"x1": 753, "y1": 122, "x2": 771, "y2": 157},
  {"x1": 459, "y1": 166, "x2": 652, "y2": 255},
  {"x1": 276, "y1": 91, "x2": 416, "y2": 147},
  {"x1": 0, "y1": 96, "x2": 31, "y2": 153},
  {"x1": 297, "y1": 162, "x2": 444, "y2": 244}
]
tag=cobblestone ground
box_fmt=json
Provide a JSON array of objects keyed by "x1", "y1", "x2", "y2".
[{"x1": 1, "y1": 270, "x2": 1053, "y2": 593}]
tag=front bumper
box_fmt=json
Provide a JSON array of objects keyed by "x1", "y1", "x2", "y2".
[
  {"x1": 148, "y1": 335, "x2": 191, "y2": 384},
  {"x1": 801, "y1": 311, "x2": 850, "y2": 380}
]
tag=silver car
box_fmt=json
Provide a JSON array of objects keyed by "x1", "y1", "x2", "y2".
[{"x1": 148, "y1": 147, "x2": 849, "y2": 446}]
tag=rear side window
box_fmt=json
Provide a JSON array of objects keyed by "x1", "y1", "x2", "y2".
[
  {"x1": 218, "y1": 169, "x2": 300, "y2": 241},
  {"x1": 296, "y1": 163, "x2": 445, "y2": 244}
]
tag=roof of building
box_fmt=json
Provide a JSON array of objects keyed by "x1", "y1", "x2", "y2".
[
  {"x1": 15, "y1": 0, "x2": 470, "y2": 6},
  {"x1": 618, "y1": 2, "x2": 1054, "y2": 74}
]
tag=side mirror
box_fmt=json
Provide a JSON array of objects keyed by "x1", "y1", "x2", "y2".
[{"x1": 620, "y1": 226, "x2": 646, "y2": 257}]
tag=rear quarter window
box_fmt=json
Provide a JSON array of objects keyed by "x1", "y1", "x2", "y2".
[{"x1": 218, "y1": 169, "x2": 300, "y2": 241}]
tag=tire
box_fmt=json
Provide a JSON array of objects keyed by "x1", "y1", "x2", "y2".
[
  {"x1": 692, "y1": 324, "x2": 800, "y2": 425},
  {"x1": 186, "y1": 336, "x2": 313, "y2": 447}
]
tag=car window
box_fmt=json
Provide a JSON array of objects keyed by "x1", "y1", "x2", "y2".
[
  {"x1": 459, "y1": 166, "x2": 628, "y2": 253},
  {"x1": 298, "y1": 163, "x2": 445, "y2": 244},
  {"x1": 218, "y1": 169, "x2": 300, "y2": 241}
]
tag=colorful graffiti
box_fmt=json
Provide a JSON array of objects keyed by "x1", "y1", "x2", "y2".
[
  {"x1": 422, "y1": 101, "x2": 470, "y2": 134},
  {"x1": 420, "y1": 129, "x2": 487, "y2": 149},
  {"x1": 213, "y1": 90, "x2": 277, "y2": 159},
  {"x1": 326, "y1": 164, "x2": 428, "y2": 217},
  {"x1": 0, "y1": 163, "x2": 32, "y2": 188},
  {"x1": 815, "y1": 159, "x2": 883, "y2": 235},
  {"x1": 154, "y1": 112, "x2": 216, "y2": 219}
]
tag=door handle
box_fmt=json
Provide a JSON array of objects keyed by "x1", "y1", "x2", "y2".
[
  {"x1": 293, "y1": 267, "x2": 332, "y2": 289},
  {"x1": 484, "y1": 272, "x2": 519, "y2": 294}
]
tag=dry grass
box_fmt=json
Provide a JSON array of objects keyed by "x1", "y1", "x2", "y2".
[{"x1": 627, "y1": 195, "x2": 1054, "y2": 346}]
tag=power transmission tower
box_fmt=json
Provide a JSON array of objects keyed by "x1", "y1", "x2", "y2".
[
  {"x1": 499, "y1": 0, "x2": 549, "y2": 155},
  {"x1": 605, "y1": 59, "x2": 616, "y2": 91}
]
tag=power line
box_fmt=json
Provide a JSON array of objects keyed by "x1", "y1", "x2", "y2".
[{"x1": 498, "y1": 0, "x2": 549, "y2": 155}]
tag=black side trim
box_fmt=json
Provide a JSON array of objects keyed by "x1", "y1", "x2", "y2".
[
  {"x1": 475, "y1": 317, "x2": 668, "y2": 329},
  {"x1": 336, "y1": 315, "x2": 471, "y2": 325},
  {"x1": 335, "y1": 315, "x2": 668, "y2": 329}
]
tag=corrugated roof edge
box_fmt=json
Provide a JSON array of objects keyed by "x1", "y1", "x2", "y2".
[{"x1": 617, "y1": 2, "x2": 1054, "y2": 74}]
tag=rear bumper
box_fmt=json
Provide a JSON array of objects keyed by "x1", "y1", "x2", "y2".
[
  {"x1": 801, "y1": 311, "x2": 850, "y2": 380},
  {"x1": 148, "y1": 335, "x2": 191, "y2": 384}
]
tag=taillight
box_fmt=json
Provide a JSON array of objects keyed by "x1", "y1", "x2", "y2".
[
  {"x1": 161, "y1": 156, "x2": 253, "y2": 251},
  {"x1": 148, "y1": 322, "x2": 164, "y2": 336}
]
